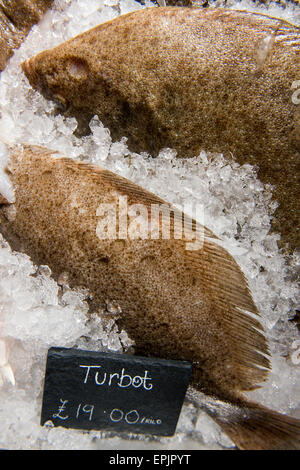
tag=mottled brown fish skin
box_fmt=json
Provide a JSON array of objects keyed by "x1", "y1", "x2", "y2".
[
  {"x1": 0, "y1": 0, "x2": 53, "y2": 71},
  {"x1": 0, "y1": 145, "x2": 269, "y2": 402},
  {"x1": 22, "y1": 7, "x2": 300, "y2": 253},
  {"x1": 0, "y1": 144, "x2": 300, "y2": 449}
]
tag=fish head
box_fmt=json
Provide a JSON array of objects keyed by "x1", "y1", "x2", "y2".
[{"x1": 21, "y1": 46, "x2": 90, "y2": 115}]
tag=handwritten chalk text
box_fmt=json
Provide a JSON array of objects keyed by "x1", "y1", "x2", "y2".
[{"x1": 79, "y1": 365, "x2": 153, "y2": 390}]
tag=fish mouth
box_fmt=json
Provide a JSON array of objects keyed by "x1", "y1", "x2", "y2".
[
  {"x1": 21, "y1": 58, "x2": 69, "y2": 113},
  {"x1": 21, "y1": 58, "x2": 40, "y2": 89},
  {"x1": 53, "y1": 94, "x2": 69, "y2": 112}
]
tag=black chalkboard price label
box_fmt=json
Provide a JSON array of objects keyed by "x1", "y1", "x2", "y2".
[{"x1": 40, "y1": 347, "x2": 192, "y2": 436}]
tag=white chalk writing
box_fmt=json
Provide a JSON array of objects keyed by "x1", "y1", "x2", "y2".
[
  {"x1": 291, "y1": 80, "x2": 300, "y2": 105},
  {"x1": 79, "y1": 365, "x2": 153, "y2": 390},
  {"x1": 52, "y1": 398, "x2": 69, "y2": 420}
]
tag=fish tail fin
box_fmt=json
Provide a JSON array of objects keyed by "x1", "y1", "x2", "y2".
[{"x1": 207, "y1": 398, "x2": 300, "y2": 450}]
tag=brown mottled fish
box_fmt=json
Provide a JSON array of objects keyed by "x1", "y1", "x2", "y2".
[
  {"x1": 21, "y1": 7, "x2": 300, "y2": 253},
  {"x1": 0, "y1": 0, "x2": 53, "y2": 71},
  {"x1": 0, "y1": 144, "x2": 299, "y2": 449}
]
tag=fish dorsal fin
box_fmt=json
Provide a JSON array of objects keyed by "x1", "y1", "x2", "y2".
[
  {"x1": 200, "y1": 7, "x2": 300, "y2": 50},
  {"x1": 59, "y1": 155, "x2": 219, "y2": 242},
  {"x1": 93, "y1": 166, "x2": 218, "y2": 241},
  {"x1": 185, "y1": 239, "x2": 270, "y2": 391}
]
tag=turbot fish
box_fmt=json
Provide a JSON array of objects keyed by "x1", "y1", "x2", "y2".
[
  {"x1": 21, "y1": 7, "x2": 300, "y2": 253},
  {"x1": 0, "y1": 144, "x2": 299, "y2": 450},
  {"x1": 0, "y1": 0, "x2": 53, "y2": 71}
]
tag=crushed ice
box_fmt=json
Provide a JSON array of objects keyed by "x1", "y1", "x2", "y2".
[
  {"x1": 0, "y1": 0, "x2": 299, "y2": 450},
  {"x1": 0, "y1": 142, "x2": 15, "y2": 203}
]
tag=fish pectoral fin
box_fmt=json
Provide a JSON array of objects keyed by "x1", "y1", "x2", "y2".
[{"x1": 15, "y1": 144, "x2": 60, "y2": 158}]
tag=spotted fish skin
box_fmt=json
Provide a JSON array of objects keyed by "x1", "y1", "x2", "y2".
[
  {"x1": 22, "y1": 7, "x2": 300, "y2": 253},
  {"x1": 0, "y1": 0, "x2": 53, "y2": 71}
]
